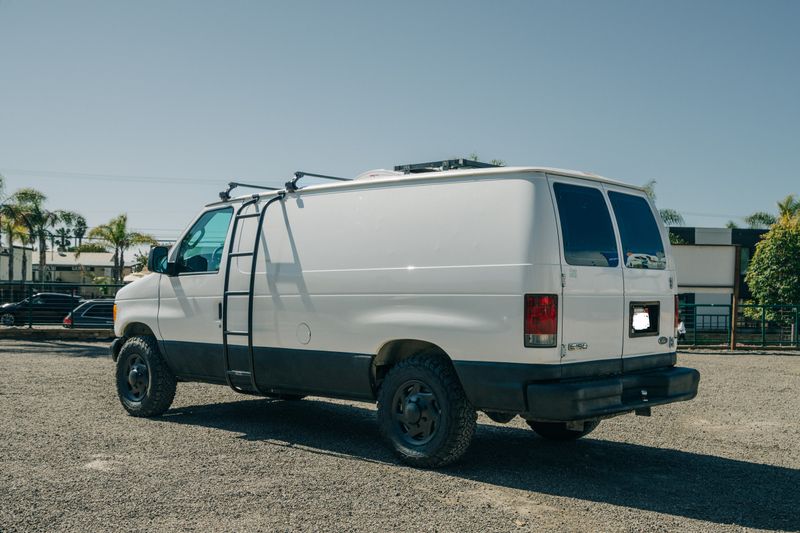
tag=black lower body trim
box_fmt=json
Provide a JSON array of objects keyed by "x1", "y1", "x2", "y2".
[{"x1": 159, "y1": 340, "x2": 374, "y2": 401}]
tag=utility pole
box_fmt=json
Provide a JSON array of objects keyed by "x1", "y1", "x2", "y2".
[{"x1": 730, "y1": 245, "x2": 742, "y2": 350}]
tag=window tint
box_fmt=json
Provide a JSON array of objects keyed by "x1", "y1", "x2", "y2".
[
  {"x1": 553, "y1": 183, "x2": 619, "y2": 267},
  {"x1": 177, "y1": 208, "x2": 233, "y2": 273},
  {"x1": 83, "y1": 303, "x2": 113, "y2": 318},
  {"x1": 608, "y1": 192, "x2": 666, "y2": 270}
]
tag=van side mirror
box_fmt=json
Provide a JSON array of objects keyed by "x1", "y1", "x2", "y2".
[{"x1": 148, "y1": 246, "x2": 173, "y2": 275}]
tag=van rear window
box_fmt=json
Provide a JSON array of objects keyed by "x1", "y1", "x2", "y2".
[
  {"x1": 553, "y1": 183, "x2": 619, "y2": 267},
  {"x1": 608, "y1": 192, "x2": 666, "y2": 270}
]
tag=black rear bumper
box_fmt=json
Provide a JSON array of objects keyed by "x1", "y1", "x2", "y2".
[
  {"x1": 525, "y1": 366, "x2": 700, "y2": 421},
  {"x1": 453, "y1": 353, "x2": 699, "y2": 421}
]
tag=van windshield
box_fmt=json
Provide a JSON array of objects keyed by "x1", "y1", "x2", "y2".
[{"x1": 608, "y1": 192, "x2": 667, "y2": 270}]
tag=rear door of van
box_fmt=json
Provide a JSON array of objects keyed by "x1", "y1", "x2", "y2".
[
  {"x1": 603, "y1": 184, "x2": 675, "y2": 367},
  {"x1": 548, "y1": 175, "x2": 624, "y2": 371}
]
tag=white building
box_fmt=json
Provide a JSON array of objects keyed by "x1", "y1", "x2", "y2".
[{"x1": 0, "y1": 245, "x2": 33, "y2": 281}]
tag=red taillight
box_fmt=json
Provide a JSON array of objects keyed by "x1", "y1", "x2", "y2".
[
  {"x1": 674, "y1": 295, "x2": 680, "y2": 328},
  {"x1": 524, "y1": 294, "x2": 558, "y2": 347},
  {"x1": 63, "y1": 315, "x2": 72, "y2": 327}
]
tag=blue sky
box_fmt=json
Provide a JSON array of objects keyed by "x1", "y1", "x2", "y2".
[{"x1": 1, "y1": 0, "x2": 798, "y2": 242}]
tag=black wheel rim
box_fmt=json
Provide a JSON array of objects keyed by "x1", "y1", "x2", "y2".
[
  {"x1": 122, "y1": 353, "x2": 150, "y2": 402},
  {"x1": 1, "y1": 314, "x2": 14, "y2": 326},
  {"x1": 391, "y1": 379, "x2": 441, "y2": 446}
]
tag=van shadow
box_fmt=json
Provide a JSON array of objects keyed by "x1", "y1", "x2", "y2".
[{"x1": 160, "y1": 398, "x2": 798, "y2": 531}]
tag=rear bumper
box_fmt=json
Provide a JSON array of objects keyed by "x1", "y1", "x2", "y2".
[
  {"x1": 525, "y1": 366, "x2": 700, "y2": 421},
  {"x1": 453, "y1": 353, "x2": 699, "y2": 421}
]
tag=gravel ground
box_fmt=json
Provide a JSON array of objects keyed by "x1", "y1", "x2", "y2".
[{"x1": 1, "y1": 340, "x2": 798, "y2": 532}]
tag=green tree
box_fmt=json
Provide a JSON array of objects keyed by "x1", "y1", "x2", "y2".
[
  {"x1": 87, "y1": 214, "x2": 157, "y2": 282},
  {"x1": 72, "y1": 215, "x2": 87, "y2": 248},
  {"x1": 743, "y1": 194, "x2": 799, "y2": 229},
  {"x1": 0, "y1": 202, "x2": 29, "y2": 282},
  {"x1": 776, "y1": 194, "x2": 800, "y2": 220},
  {"x1": 132, "y1": 250, "x2": 149, "y2": 272},
  {"x1": 70, "y1": 242, "x2": 109, "y2": 254},
  {"x1": 642, "y1": 179, "x2": 685, "y2": 227},
  {"x1": 11, "y1": 188, "x2": 81, "y2": 286},
  {"x1": 744, "y1": 211, "x2": 777, "y2": 229},
  {"x1": 745, "y1": 216, "x2": 800, "y2": 316}
]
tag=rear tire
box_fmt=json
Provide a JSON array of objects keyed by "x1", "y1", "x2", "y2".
[
  {"x1": 116, "y1": 335, "x2": 176, "y2": 417},
  {"x1": 527, "y1": 420, "x2": 600, "y2": 441},
  {"x1": 377, "y1": 352, "x2": 476, "y2": 468}
]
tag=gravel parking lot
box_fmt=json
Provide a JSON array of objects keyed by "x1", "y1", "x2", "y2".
[{"x1": 1, "y1": 340, "x2": 798, "y2": 532}]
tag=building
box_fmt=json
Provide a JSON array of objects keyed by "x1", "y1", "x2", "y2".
[
  {"x1": 32, "y1": 252, "x2": 133, "y2": 297},
  {"x1": 0, "y1": 245, "x2": 34, "y2": 281},
  {"x1": 669, "y1": 227, "x2": 767, "y2": 305}
]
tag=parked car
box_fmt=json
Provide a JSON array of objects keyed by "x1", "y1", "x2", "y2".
[
  {"x1": 111, "y1": 160, "x2": 700, "y2": 468},
  {"x1": 0, "y1": 292, "x2": 83, "y2": 326},
  {"x1": 63, "y1": 299, "x2": 115, "y2": 329}
]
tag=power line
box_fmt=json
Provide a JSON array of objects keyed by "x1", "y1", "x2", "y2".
[{"x1": 0, "y1": 167, "x2": 285, "y2": 187}]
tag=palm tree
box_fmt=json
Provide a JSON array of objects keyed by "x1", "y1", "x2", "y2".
[
  {"x1": 11, "y1": 188, "x2": 81, "y2": 287},
  {"x1": 642, "y1": 180, "x2": 685, "y2": 226},
  {"x1": 72, "y1": 215, "x2": 87, "y2": 248},
  {"x1": 744, "y1": 211, "x2": 776, "y2": 229},
  {"x1": 87, "y1": 214, "x2": 157, "y2": 283},
  {"x1": 776, "y1": 194, "x2": 800, "y2": 220},
  {"x1": 0, "y1": 203, "x2": 28, "y2": 282},
  {"x1": 744, "y1": 194, "x2": 799, "y2": 228}
]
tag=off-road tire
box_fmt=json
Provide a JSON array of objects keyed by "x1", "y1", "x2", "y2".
[
  {"x1": 527, "y1": 420, "x2": 600, "y2": 441},
  {"x1": 116, "y1": 335, "x2": 176, "y2": 417},
  {"x1": 377, "y1": 352, "x2": 477, "y2": 468}
]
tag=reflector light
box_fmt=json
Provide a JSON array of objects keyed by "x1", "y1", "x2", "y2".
[
  {"x1": 674, "y1": 295, "x2": 680, "y2": 329},
  {"x1": 525, "y1": 294, "x2": 558, "y2": 347}
]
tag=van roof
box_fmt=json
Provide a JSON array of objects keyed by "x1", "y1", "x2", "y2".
[{"x1": 211, "y1": 166, "x2": 645, "y2": 206}]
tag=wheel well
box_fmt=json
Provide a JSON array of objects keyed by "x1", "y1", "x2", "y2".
[
  {"x1": 123, "y1": 322, "x2": 156, "y2": 338},
  {"x1": 372, "y1": 339, "x2": 453, "y2": 392}
]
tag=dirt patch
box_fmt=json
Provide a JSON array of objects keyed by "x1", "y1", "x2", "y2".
[{"x1": 1, "y1": 341, "x2": 798, "y2": 532}]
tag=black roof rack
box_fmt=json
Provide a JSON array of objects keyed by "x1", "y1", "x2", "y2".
[{"x1": 394, "y1": 158, "x2": 500, "y2": 174}]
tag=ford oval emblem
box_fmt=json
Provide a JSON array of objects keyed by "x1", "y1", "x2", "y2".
[{"x1": 658, "y1": 336, "x2": 668, "y2": 345}]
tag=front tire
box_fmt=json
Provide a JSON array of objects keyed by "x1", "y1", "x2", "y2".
[
  {"x1": 116, "y1": 336, "x2": 176, "y2": 417},
  {"x1": 377, "y1": 353, "x2": 476, "y2": 468},
  {"x1": 1, "y1": 313, "x2": 15, "y2": 326},
  {"x1": 527, "y1": 420, "x2": 600, "y2": 441}
]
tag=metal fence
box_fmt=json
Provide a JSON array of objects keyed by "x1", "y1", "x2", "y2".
[
  {"x1": 679, "y1": 303, "x2": 800, "y2": 349},
  {"x1": 0, "y1": 282, "x2": 124, "y2": 329}
]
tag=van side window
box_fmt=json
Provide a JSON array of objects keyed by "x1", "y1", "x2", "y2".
[
  {"x1": 553, "y1": 183, "x2": 619, "y2": 267},
  {"x1": 608, "y1": 192, "x2": 666, "y2": 270},
  {"x1": 176, "y1": 207, "x2": 233, "y2": 274}
]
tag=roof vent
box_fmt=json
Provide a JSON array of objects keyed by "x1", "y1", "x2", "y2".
[{"x1": 354, "y1": 169, "x2": 405, "y2": 181}]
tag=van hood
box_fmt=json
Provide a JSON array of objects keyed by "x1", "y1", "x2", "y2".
[{"x1": 115, "y1": 272, "x2": 160, "y2": 301}]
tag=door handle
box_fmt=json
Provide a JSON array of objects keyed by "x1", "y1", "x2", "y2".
[
  {"x1": 218, "y1": 302, "x2": 222, "y2": 320},
  {"x1": 568, "y1": 342, "x2": 588, "y2": 351}
]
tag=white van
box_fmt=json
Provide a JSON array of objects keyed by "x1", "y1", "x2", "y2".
[{"x1": 111, "y1": 160, "x2": 699, "y2": 467}]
